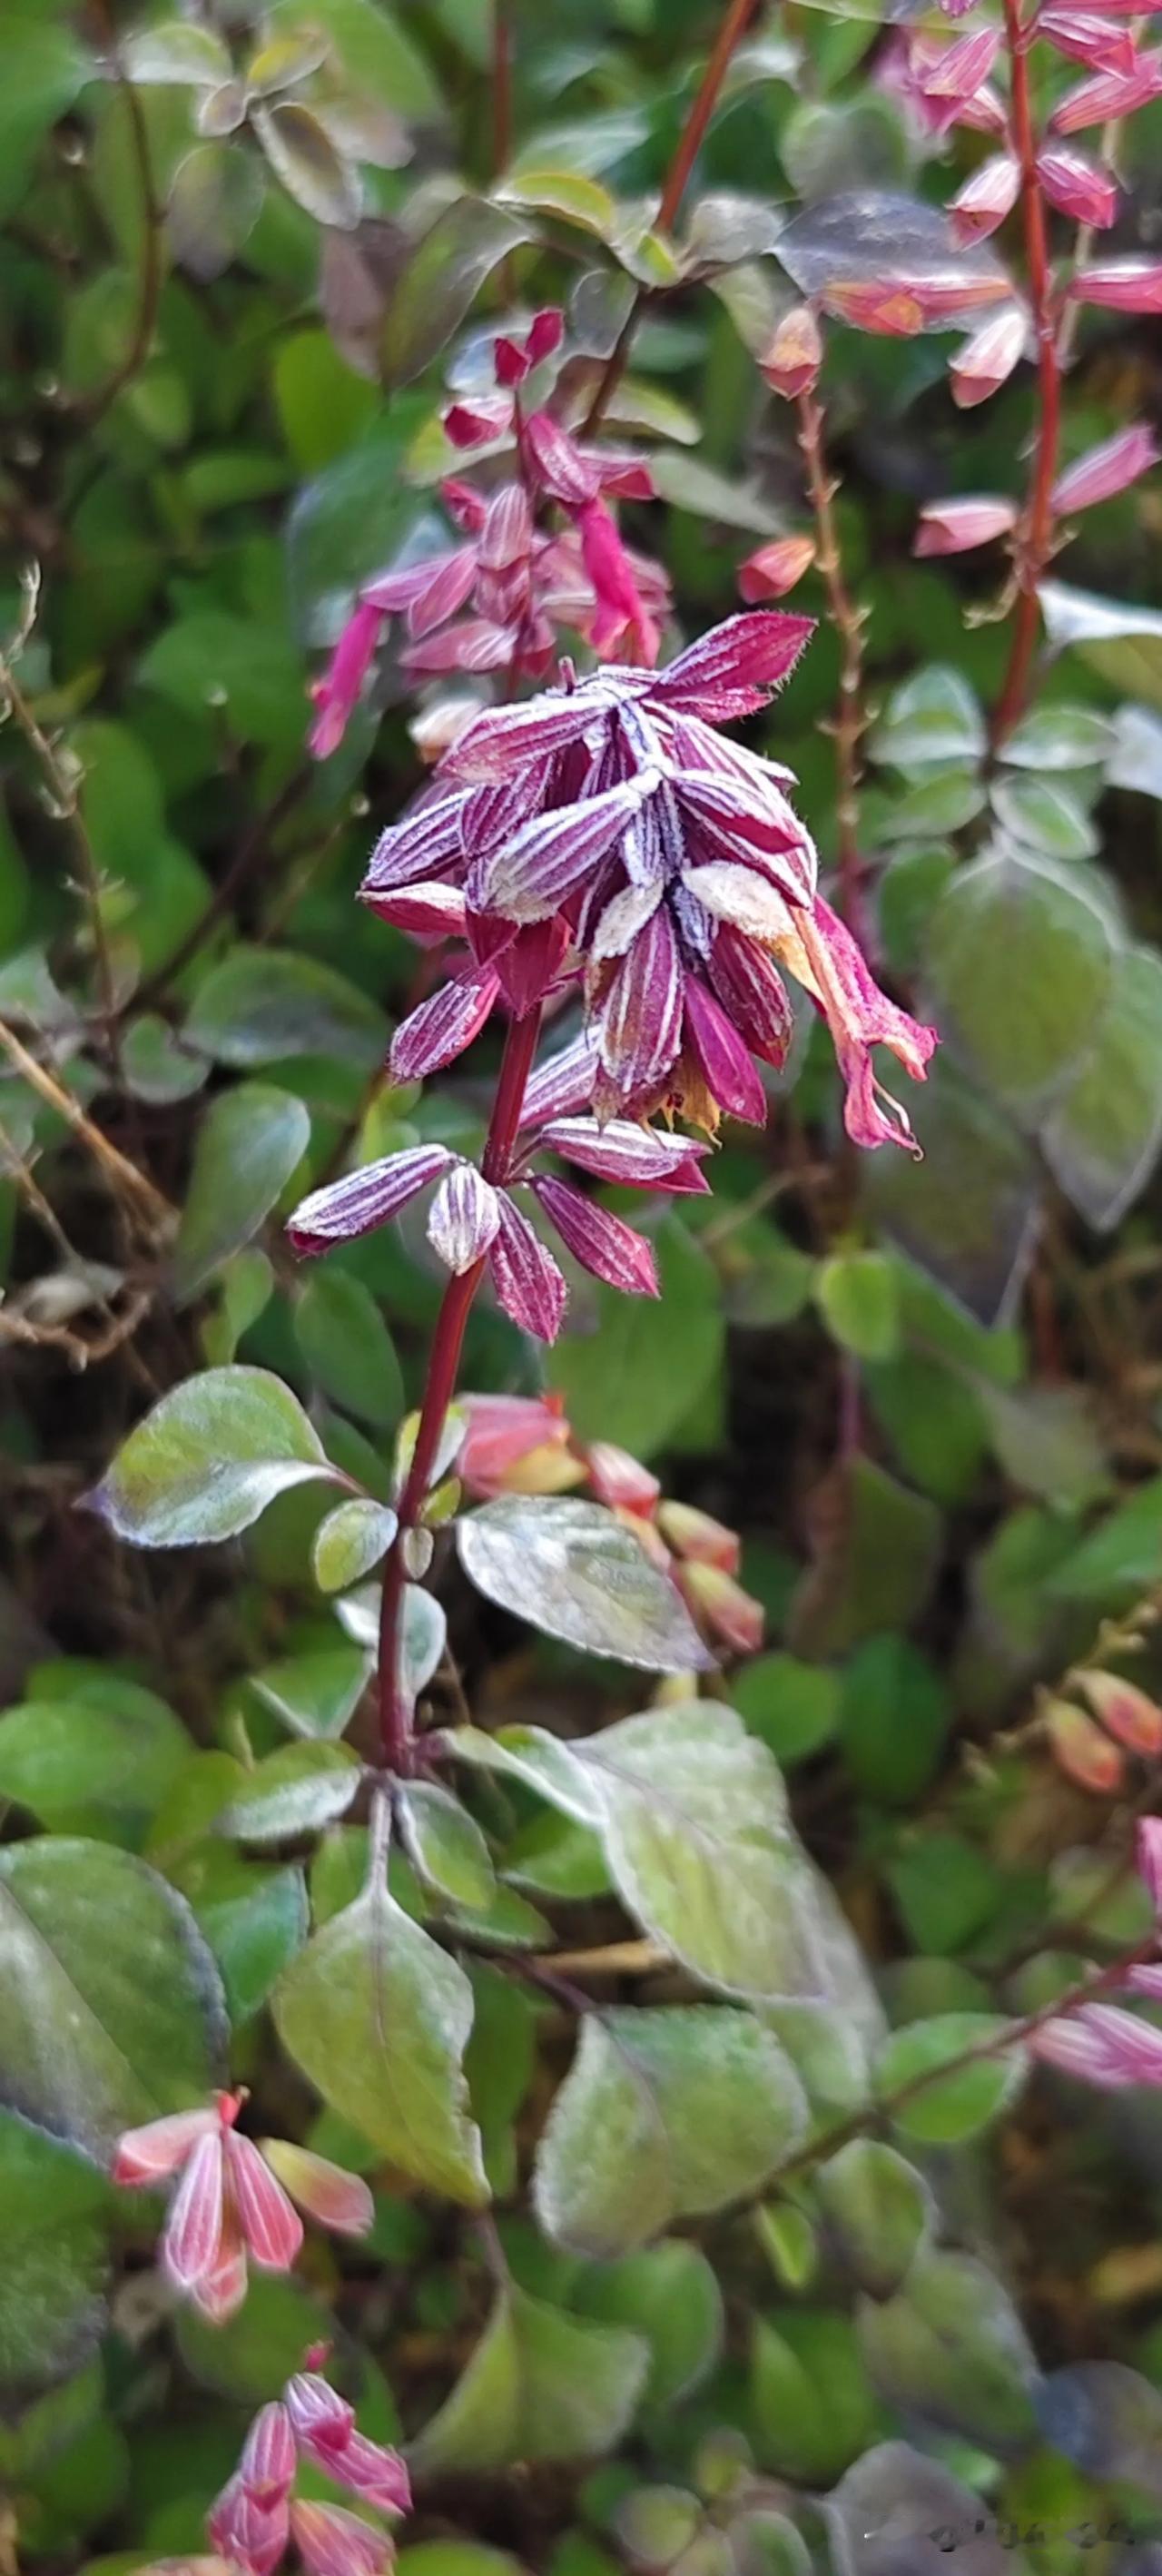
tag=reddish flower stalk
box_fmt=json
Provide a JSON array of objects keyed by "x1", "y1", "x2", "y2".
[
  {"x1": 990, "y1": 0, "x2": 1064, "y2": 743},
  {"x1": 794, "y1": 392, "x2": 869, "y2": 940},
  {"x1": 376, "y1": 1007, "x2": 542, "y2": 1771},
  {"x1": 581, "y1": 0, "x2": 761, "y2": 435}
]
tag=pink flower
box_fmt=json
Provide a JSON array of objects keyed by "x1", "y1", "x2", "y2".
[
  {"x1": 1067, "y1": 257, "x2": 1162, "y2": 311},
  {"x1": 656, "y1": 1500, "x2": 740, "y2": 1573},
  {"x1": 113, "y1": 2097, "x2": 372, "y2": 2322},
  {"x1": 914, "y1": 497, "x2": 1019, "y2": 554},
  {"x1": 948, "y1": 153, "x2": 1020, "y2": 242},
  {"x1": 576, "y1": 498, "x2": 661, "y2": 663},
  {"x1": 760, "y1": 305, "x2": 823, "y2": 400},
  {"x1": 309, "y1": 603, "x2": 383, "y2": 760},
  {"x1": 207, "y1": 2372, "x2": 409, "y2": 2576},
  {"x1": 1035, "y1": 144, "x2": 1119, "y2": 226},
  {"x1": 1138, "y1": 1817, "x2": 1162, "y2": 1914},
  {"x1": 1039, "y1": 7, "x2": 1138, "y2": 71},
  {"x1": 739, "y1": 536, "x2": 817, "y2": 601},
  {"x1": 1051, "y1": 423, "x2": 1159, "y2": 513},
  {"x1": 1050, "y1": 51, "x2": 1162, "y2": 130},
  {"x1": 458, "y1": 1392, "x2": 578, "y2": 1497},
  {"x1": 950, "y1": 305, "x2": 1029, "y2": 408},
  {"x1": 1077, "y1": 1670, "x2": 1162, "y2": 1754},
  {"x1": 586, "y1": 1441, "x2": 661, "y2": 1514},
  {"x1": 763, "y1": 895, "x2": 938, "y2": 1153},
  {"x1": 1031, "y1": 2001, "x2": 1162, "y2": 2087}
]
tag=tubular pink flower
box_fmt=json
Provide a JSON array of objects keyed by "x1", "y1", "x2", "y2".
[
  {"x1": 487, "y1": 1196, "x2": 568, "y2": 1342},
  {"x1": 309, "y1": 603, "x2": 384, "y2": 760},
  {"x1": 575, "y1": 498, "x2": 661, "y2": 664},
  {"x1": 1039, "y1": 7, "x2": 1138, "y2": 70},
  {"x1": 1035, "y1": 143, "x2": 1119, "y2": 225},
  {"x1": 950, "y1": 305, "x2": 1029, "y2": 408},
  {"x1": 914, "y1": 497, "x2": 1018, "y2": 554},
  {"x1": 115, "y1": 2095, "x2": 371, "y2": 2319},
  {"x1": 1052, "y1": 423, "x2": 1159, "y2": 513}
]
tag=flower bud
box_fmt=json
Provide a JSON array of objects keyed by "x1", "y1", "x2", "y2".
[
  {"x1": 1078, "y1": 1668, "x2": 1162, "y2": 1754},
  {"x1": 656, "y1": 1500, "x2": 741, "y2": 1574},
  {"x1": 1039, "y1": 9, "x2": 1138, "y2": 73},
  {"x1": 1036, "y1": 144, "x2": 1118, "y2": 226},
  {"x1": 948, "y1": 153, "x2": 1020, "y2": 242},
  {"x1": 739, "y1": 536, "x2": 817, "y2": 600},
  {"x1": 913, "y1": 496, "x2": 1018, "y2": 554},
  {"x1": 1068, "y1": 257, "x2": 1162, "y2": 311},
  {"x1": 257, "y1": 2140, "x2": 375, "y2": 2236},
  {"x1": 949, "y1": 304, "x2": 1028, "y2": 408},
  {"x1": 1045, "y1": 1698, "x2": 1125, "y2": 1794},
  {"x1": 1052, "y1": 422, "x2": 1159, "y2": 513},
  {"x1": 760, "y1": 305, "x2": 822, "y2": 400},
  {"x1": 676, "y1": 1560, "x2": 764, "y2": 1656},
  {"x1": 1137, "y1": 1816, "x2": 1162, "y2": 1914},
  {"x1": 586, "y1": 1442, "x2": 661, "y2": 1515},
  {"x1": 290, "y1": 2504, "x2": 393, "y2": 2576}
]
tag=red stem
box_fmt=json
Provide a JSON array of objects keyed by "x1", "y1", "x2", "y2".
[
  {"x1": 377, "y1": 1006, "x2": 543, "y2": 1771},
  {"x1": 581, "y1": 0, "x2": 759, "y2": 435},
  {"x1": 990, "y1": 0, "x2": 1062, "y2": 745}
]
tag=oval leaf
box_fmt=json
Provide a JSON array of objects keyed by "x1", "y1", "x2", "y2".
[
  {"x1": 173, "y1": 1081, "x2": 310, "y2": 1301},
  {"x1": 85, "y1": 1366, "x2": 337, "y2": 1547},
  {"x1": 457, "y1": 1496, "x2": 711, "y2": 1672}
]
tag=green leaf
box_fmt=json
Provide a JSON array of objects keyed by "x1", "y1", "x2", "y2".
[
  {"x1": 869, "y1": 666, "x2": 984, "y2": 775},
  {"x1": 296, "y1": 1269, "x2": 404, "y2": 1427},
  {"x1": 865, "y1": 1059, "x2": 1039, "y2": 1327},
  {"x1": 990, "y1": 774, "x2": 1098, "y2": 861},
  {"x1": 458, "y1": 1498, "x2": 711, "y2": 1673},
  {"x1": 975, "y1": 1378, "x2": 1107, "y2": 1509},
  {"x1": 496, "y1": 167, "x2": 617, "y2": 232},
  {"x1": 267, "y1": 0, "x2": 439, "y2": 116},
  {"x1": 274, "y1": 1877, "x2": 487, "y2": 2204},
  {"x1": 733, "y1": 1652, "x2": 840, "y2": 1767},
  {"x1": 839, "y1": 1636, "x2": 950, "y2": 1806},
  {"x1": 122, "y1": 22, "x2": 232, "y2": 81},
  {"x1": 0, "y1": 1688, "x2": 187, "y2": 1833},
  {"x1": 410, "y1": 2283, "x2": 648, "y2": 2472},
  {"x1": 816, "y1": 2139, "x2": 934, "y2": 2297},
  {"x1": 0, "y1": 5, "x2": 90, "y2": 222},
  {"x1": 398, "y1": 1783, "x2": 497, "y2": 1913},
  {"x1": 0, "y1": 1841, "x2": 226, "y2": 2157},
  {"x1": 647, "y1": 451, "x2": 782, "y2": 537},
  {"x1": 312, "y1": 1497, "x2": 399, "y2": 1592},
  {"x1": 178, "y1": 2267, "x2": 332, "y2": 2401},
  {"x1": 172, "y1": 1849, "x2": 308, "y2": 2024},
  {"x1": 273, "y1": 327, "x2": 379, "y2": 472},
  {"x1": 381, "y1": 196, "x2": 531, "y2": 384},
  {"x1": 881, "y1": 770, "x2": 987, "y2": 839},
  {"x1": 874, "y1": 2014, "x2": 1024, "y2": 2145},
  {"x1": 925, "y1": 848, "x2": 1116, "y2": 1120},
  {"x1": 86, "y1": 1366, "x2": 337, "y2": 1546},
  {"x1": 789, "y1": 1456, "x2": 941, "y2": 1658},
  {"x1": 251, "y1": 1644, "x2": 370, "y2": 1739},
  {"x1": 1041, "y1": 578, "x2": 1162, "y2": 712},
  {"x1": 550, "y1": 1214, "x2": 724, "y2": 1458},
  {"x1": 122, "y1": 1014, "x2": 210, "y2": 1106},
  {"x1": 815, "y1": 1251, "x2": 900, "y2": 1360},
  {"x1": 168, "y1": 144, "x2": 266, "y2": 281},
  {"x1": 185, "y1": 947, "x2": 387, "y2": 1071},
  {"x1": 572, "y1": 2241, "x2": 723, "y2": 2413},
  {"x1": 886, "y1": 1834, "x2": 1001, "y2": 1956},
  {"x1": 1041, "y1": 944, "x2": 1162, "y2": 1229},
  {"x1": 0, "y1": 2112, "x2": 110, "y2": 2409},
  {"x1": 534, "y1": 2006, "x2": 807, "y2": 2256},
  {"x1": 858, "y1": 2248, "x2": 1039, "y2": 2452},
  {"x1": 173, "y1": 1083, "x2": 310, "y2": 1302},
  {"x1": 1049, "y1": 1475, "x2": 1162, "y2": 1605},
  {"x1": 219, "y1": 1742, "x2": 362, "y2": 1844},
  {"x1": 751, "y1": 2311, "x2": 881, "y2": 2484},
  {"x1": 254, "y1": 102, "x2": 362, "y2": 228},
  {"x1": 1000, "y1": 703, "x2": 1115, "y2": 772}
]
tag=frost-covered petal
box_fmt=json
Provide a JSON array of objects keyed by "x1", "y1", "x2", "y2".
[
  {"x1": 707, "y1": 921, "x2": 793, "y2": 1067},
  {"x1": 589, "y1": 875, "x2": 665, "y2": 961},
  {"x1": 362, "y1": 795, "x2": 468, "y2": 897},
  {"x1": 683, "y1": 860, "x2": 800, "y2": 945},
  {"x1": 476, "y1": 777, "x2": 654, "y2": 924},
  {"x1": 595, "y1": 903, "x2": 684, "y2": 1109},
  {"x1": 682, "y1": 973, "x2": 767, "y2": 1124},
  {"x1": 648, "y1": 610, "x2": 814, "y2": 719},
  {"x1": 1067, "y1": 255, "x2": 1162, "y2": 309},
  {"x1": 488, "y1": 1197, "x2": 568, "y2": 1341},
  {"x1": 225, "y1": 2131, "x2": 303, "y2": 2272},
  {"x1": 1036, "y1": 143, "x2": 1119, "y2": 226},
  {"x1": 531, "y1": 1176, "x2": 660, "y2": 1298},
  {"x1": 288, "y1": 1148, "x2": 454, "y2": 1256},
  {"x1": 522, "y1": 409, "x2": 602, "y2": 505},
  {"x1": 438, "y1": 693, "x2": 608, "y2": 784},
  {"x1": 426, "y1": 1163, "x2": 504, "y2": 1273},
  {"x1": 359, "y1": 879, "x2": 468, "y2": 938},
  {"x1": 405, "y1": 617, "x2": 517, "y2": 675},
  {"x1": 539, "y1": 1115, "x2": 709, "y2": 1190},
  {"x1": 671, "y1": 765, "x2": 816, "y2": 898},
  {"x1": 1032, "y1": 2002, "x2": 1162, "y2": 2087},
  {"x1": 113, "y1": 2107, "x2": 218, "y2": 2187},
  {"x1": 389, "y1": 969, "x2": 501, "y2": 1081}
]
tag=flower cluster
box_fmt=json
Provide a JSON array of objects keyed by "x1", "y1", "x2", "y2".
[
  {"x1": 1030, "y1": 1821, "x2": 1162, "y2": 2087},
  {"x1": 308, "y1": 309, "x2": 669, "y2": 755},
  {"x1": 458, "y1": 1394, "x2": 764, "y2": 1655},
  {"x1": 290, "y1": 611, "x2": 936, "y2": 1338},
  {"x1": 113, "y1": 2093, "x2": 372, "y2": 2322},
  {"x1": 207, "y1": 2366, "x2": 410, "y2": 2576}
]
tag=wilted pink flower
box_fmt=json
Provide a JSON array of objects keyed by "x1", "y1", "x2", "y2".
[
  {"x1": 760, "y1": 305, "x2": 823, "y2": 400},
  {"x1": 914, "y1": 497, "x2": 1019, "y2": 556},
  {"x1": 948, "y1": 153, "x2": 1020, "y2": 242},
  {"x1": 739, "y1": 536, "x2": 817, "y2": 601},
  {"x1": 458, "y1": 1391, "x2": 577, "y2": 1498},
  {"x1": 1077, "y1": 1669, "x2": 1162, "y2": 1753},
  {"x1": 950, "y1": 304, "x2": 1029, "y2": 408},
  {"x1": 1052, "y1": 423, "x2": 1160, "y2": 513},
  {"x1": 1068, "y1": 257, "x2": 1162, "y2": 311},
  {"x1": 1031, "y1": 2001, "x2": 1162, "y2": 2087},
  {"x1": 113, "y1": 2096, "x2": 371, "y2": 2322},
  {"x1": 1036, "y1": 144, "x2": 1119, "y2": 226}
]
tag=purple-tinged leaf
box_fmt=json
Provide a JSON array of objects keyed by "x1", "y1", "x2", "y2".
[
  {"x1": 389, "y1": 968, "x2": 500, "y2": 1081},
  {"x1": 520, "y1": 1029, "x2": 600, "y2": 1126},
  {"x1": 488, "y1": 1197, "x2": 568, "y2": 1342},
  {"x1": 427, "y1": 1164, "x2": 503, "y2": 1273},
  {"x1": 596, "y1": 902, "x2": 684, "y2": 1107},
  {"x1": 361, "y1": 794, "x2": 466, "y2": 895},
  {"x1": 1035, "y1": 2361, "x2": 1162, "y2": 2499},
  {"x1": 651, "y1": 611, "x2": 814, "y2": 719},
  {"x1": 531, "y1": 1176, "x2": 660, "y2": 1298},
  {"x1": 476, "y1": 778, "x2": 652, "y2": 924},
  {"x1": 289, "y1": 1146, "x2": 452, "y2": 1254}
]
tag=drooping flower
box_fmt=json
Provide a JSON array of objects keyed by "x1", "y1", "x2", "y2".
[
  {"x1": 113, "y1": 2095, "x2": 372, "y2": 2321},
  {"x1": 207, "y1": 2369, "x2": 409, "y2": 2576}
]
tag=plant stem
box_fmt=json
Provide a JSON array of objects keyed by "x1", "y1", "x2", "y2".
[
  {"x1": 795, "y1": 391, "x2": 867, "y2": 936},
  {"x1": 581, "y1": 0, "x2": 759, "y2": 434},
  {"x1": 376, "y1": 1005, "x2": 544, "y2": 1773},
  {"x1": 990, "y1": 0, "x2": 1062, "y2": 745}
]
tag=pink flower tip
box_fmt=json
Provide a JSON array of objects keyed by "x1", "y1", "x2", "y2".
[
  {"x1": 760, "y1": 305, "x2": 823, "y2": 400},
  {"x1": 586, "y1": 1441, "x2": 662, "y2": 1516},
  {"x1": 739, "y1": 536, "x2": 817, "y2": 602},
  {"x1": 914, "y1": 496, "x2": 1018, "y2": 555}
]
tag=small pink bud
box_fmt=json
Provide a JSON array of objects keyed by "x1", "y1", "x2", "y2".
[
  {"x1": 1068, "y1": 257, "x2": 1162, "y2": 311},
  {"x1": 458, "y1": 1392, "x2": 574, "y2": 1498},
  {"x1": 739, "y1": 535, "x2": 817, "y2": 601},
  {"x1": 586, "y1": 1442, "x2": 661, "y2": 1515},
  {"x1": 950, "y1": 304, "x2": 1028, "y2": 407},
  {"x1": 1137, "y1": 1816, "x2": 1162, "y2": 1913},
  {"x1": 208, "y1": 2476, "x2": 290, "y2": 2576},
  {"x1": 1036, "y1": 144, "x2": 1118, "y2": 226},
  {"x1": 677, "y1": 1560, "x2": 764, "y2": 1657},
  {"x1": 913, "y1": 496, "x2": 1018, "y2": 554},
  {"x1": 1078, "y1": 1670, "x2": 1162, "y2": 1755},
  {"x1": 1038, "y1": 8, "x2": 1138, "y2": 71},
  {"x1": 948, "y1": 153, "x2": 1020, "y2": 242},
  {"x1": 656, "y1": 1500, "x2": 741, "y2": 1574},
  {"x1": 258, "y1": 2141, "x2": 375, "y2": 2237},
  {"x1": 240, "y1": 2405, "x2": 296, "y2": 2505},
  {"x1": 760, "y1": 304, "x2": 823, "y2": 400},
  {"x1": 112, "y1": 2108, "x2": 218, "y2": 2186},
  {"x1": 1045, "y1": 1699, "x2": 1125, "y2": 1795},
  {"x1": 1052, "y1": 422, "x2": 1159, "y2": 513},
  {"x1": 290, "y1": 2504, "x2": 394, "y2": 2576},
  {"x1": 442, "y1": 394, "x2": 512, "y2": 449},
  {"x1": 1051, "y1": 54, "x2": 1162, "y2": 131},
  {"x1": 526, "y1": 308, "x2": 565, "y2": 366},
  {"x1": 493, "y1": 333, "x2": 532, "y2": 387},
  {"x1": 284, "y1": 2373, "x2": 356, "y2": 2460}
]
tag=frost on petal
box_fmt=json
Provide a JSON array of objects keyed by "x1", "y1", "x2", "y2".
[
  {"x1": 488, "y1": 1196, "x2": 568, "y2": 1341},
  {"x1": 112, "y1": 2108, "x2": 218, "y2": 2187},
  {"x1": 539, "y1": 1115, "x2": 710, "y2": 1190},
  {"x1": 361, "y1": 795, "x2": 468, "y2": 897},
  {"x1": 682, "y1": 973, "x2": 767, "y2": 1125},
  {"x1": 948, "y1": 152, "x2": 1020, "y2": 241},
  {"x1": 225, "y1": 2131, "x2": 304, "y2": 2272},
  {"x1": 162, "y1": 2127, "x2": 225, "y2": 2292},
  {"x1": 438, "y1": 693, "x2": 606, "y2": 784},
  {"x1": 949, "y1": 305, "x2": 1028, "y2": 407},
  {"x1": 240, "y1": 2404, "x2": 297, "y2": 2505},
  {"x1": 476, "y1": 778, "x2": 652, "y2": 925},
  {"x1": 671, "y1": 765, "x2": 816, "y2": 896},
  {"x1": 426, "y1": 1163, "x2": 503, "y2": 1273},
  {"x1": 359, "y1": 880, "x2": 468, "y2": 939},
  {"x1": 683, "y1": 859, "x2": 799, "y2": 946},
  {"x1": 531, "y1": 1175, "x2": 660, "y2": 1298},
  {"x1": 209, "y1": 2475, "x2": 290, "y2": 2576},
  {"x1": 330, "y1": 2430, "x2": 411, "y2": 2517},
  {"x1": 288, "y1": 1148, "x2": 453, "y2": 1256},
  {"x1": 595, "y1": 903, "x2": 684, "y2": 1110},
  {"x1": 389, "y1": 969, "x2": 501, "y2": 1082},
  {"x1": 257, "y1": 2141, "x2": 374, "y2": 2236},
  {"x1": 649, "y1": 610, "x2": 814, "y2": 719},
  {"x1": 284, "y1": 2374, "x2": 356, "y2": 2459},
  {"x1": 404, "y1": 617, "x2": 516, "y2": 676},
  {"x1": 290, "y1": 2503, "x2": 393, "y2": 2576},
  {"x1": 519, "y1": 1029, "x2": 600, "y2": 1126},
  {"x1": 402, "y1": 547, "x2": 478, "y2": 638},
  {"x1": 707, "y1": 921, "x2": 793, "y2": 1067},
  {"x1": 589, "y1": 877, "x2": 665, "y2": 962}
]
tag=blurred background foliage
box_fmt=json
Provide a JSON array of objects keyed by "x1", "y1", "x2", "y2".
[{"x1": 5, "y1": 0, "x2": 1162, "y2": 2570}]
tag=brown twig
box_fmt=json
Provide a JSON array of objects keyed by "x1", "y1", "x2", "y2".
[{"x1": 0, "y1": 1017, "x2": 172, "y2": 1236}]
